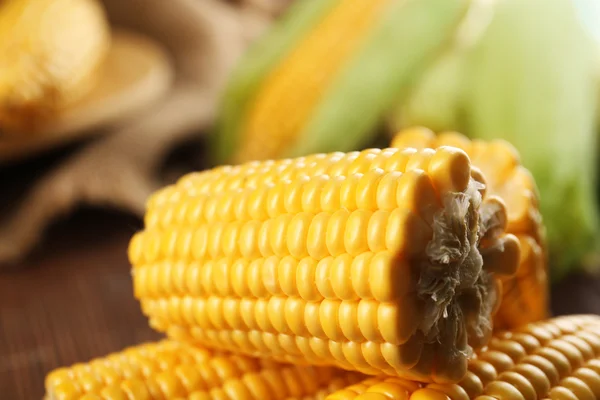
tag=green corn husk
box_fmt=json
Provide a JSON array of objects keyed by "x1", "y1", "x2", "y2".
[
  {"x1": 395, "y1": 0, "x2": 600, "y2": 281},
  {"x1": 212, "y1": 0, "x2": 339, "y2": 164},
  {"x1": 390, "y1": 0, "x2": 495, "y2": 132},
  {"x1": 212, "y1": 0, "x2": 472, "y2": 165}
]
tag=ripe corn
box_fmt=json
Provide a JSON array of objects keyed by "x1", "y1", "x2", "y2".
[
  {"x1": 44, "y1": 340, "x2": 363, "y2": 400},
  {"x1": 0, "y1": 0, "x2": 110, "y2": 134},
  {"x1": 214, "y1": 0, "x2": 470, "y2": 164},
  {"x1": 325, "y1": 376, "x2": 423, "y2": 400},
  {"x1": 234, "y1": 0, "x2": 391, "y2": 163},
  {"x1": 323, "y1": 315, "x2": 600, "y2": 400},
  {"x1": 130, "y1": 146, "x2": 521, "y2": 383},
  {"x1": 390, "y1": 127, "x2": 548, "y2": 329}
]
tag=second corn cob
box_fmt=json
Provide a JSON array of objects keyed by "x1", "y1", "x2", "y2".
[
  {"x1": 214, "y1": 0, "x2": 471, "y2": 164},
  {"x1": 390, "y1": 127, "x2": 548, "y2": 329},
  {"x1": 130, "y1": 146, "x2": 520, "y2": 383},
  {"x1": 323, "y1": 315, "x2": 600, "y2": 400},
  {"x1": 45, "y1": 340, "x2": 363, "y2": 400},
  {"x1": 0, "y1": 0, "x2": 110, "y2": 134}
]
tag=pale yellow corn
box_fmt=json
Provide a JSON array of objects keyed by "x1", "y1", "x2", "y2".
[
  {"x1": 323, "y1": 315, "x2": 600, "y2": 400},
  {"x1": 0, "y1": 0, "x2": 110, "y2": 133},
  {"x1": 44, "y1": 340, "x2": 363, "y2": 400},
  {"x1": 130, "y1": 146, "x2": 520, "y2": 383}
]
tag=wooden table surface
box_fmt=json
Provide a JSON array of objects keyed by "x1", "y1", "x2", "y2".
[
  {"x1": 1, "y1": 209, "x2": 599, "y2": 400},
  {"x1": 0, "y1": 210, "x2": 161, "y2": 400}
]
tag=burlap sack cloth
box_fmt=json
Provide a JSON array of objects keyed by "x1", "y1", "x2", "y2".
[{"x1": 0, "y1": 0, "x2": 293, "y2": 266}]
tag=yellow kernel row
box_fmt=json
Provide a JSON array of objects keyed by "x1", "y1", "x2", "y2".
[
  {"x1": 327, "y1": 376, "x2": 421, "y2": 400},
  {"x1": 542, "y1": 358, "x2": 600, "y2": 400},
  {"x1": 46, "y1": 341, "x2": 256, "y2": 399},
  {"x1": 142, "y1": 295, "x2": 424, "y2": 345},
  {"x1": 160, "y1": 323, "x2": 462, "y2": 383},
  {"x1": 145, "y1": 167, "x2": 448, "y2": 231},
  {"x1": 134, "y1": 251, "x2": 414, "y2": 303},
  {"x1": 319, "y1": 316, "x2": 600, "y2": 400},
  {"x1": 147, "y1": 147, "x2": 473, "y2": 213},
  {"x1": 136, "y1": 206, "x2": 430, "y2": 264},
  {"x1": 132, "y1": 171, "x2": 449, "y2": 266},
  {"x1": 45, "y1": 340, "x2": 363, "y2": 400}
]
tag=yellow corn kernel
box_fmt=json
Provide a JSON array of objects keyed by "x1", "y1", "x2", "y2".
[
  {"x1": 327, "y1": 377, "x2": 421, "y2": 400},
  {"x1": 156, "y1": 147, "x2": 465, "y2": 211},
  {"x1": 0, "y1": 0, "x2": 110, "y2": 133},
  {"x1": 131, "y1": 146, "x2": 520, "y2": 383},
  {"x1": 45, "y1": 340, "x2": 362, "y2": 400},
  {"x1": 323, "y1": 315, "x2": 600, "y2": 400},
  {"x1": 390, "y1": 127, "x2": 548, "y2": 329}
]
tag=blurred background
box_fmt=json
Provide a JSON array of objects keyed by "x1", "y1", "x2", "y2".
[{"x1": 2, "y1": 0, "x2": 600, "y2": 398}]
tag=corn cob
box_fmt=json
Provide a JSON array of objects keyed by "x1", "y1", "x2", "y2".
[
  {"x1": 322, "y1": 315, "x2": 600, "y2": 400},
  {"x1": 130, "y1": 146, "x2": 521, "y2": 383},
  {"x1": 44, "y1": 340, "x2": 363, "y2": 400},
  {"x1": 0, "y1": 0, "x2": 110, "y2": 134},
  {"x1": 390, "y1": 127, "x2": 547, "y2": 329},
  {"x1": 214, "y1": 0, "x2": 470, "y2": 164}
]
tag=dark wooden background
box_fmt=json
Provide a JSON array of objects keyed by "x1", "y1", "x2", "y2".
[
  {"x1": 0, "y1": 210, "x2": 161, "y2": 400},
  {"x1": 1, "y1": 149, "x2": 600, "y2": 400}
]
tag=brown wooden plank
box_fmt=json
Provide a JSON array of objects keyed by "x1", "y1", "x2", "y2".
[{"x1": 0, "y1": 210, "x2": 160, "y2": 400}]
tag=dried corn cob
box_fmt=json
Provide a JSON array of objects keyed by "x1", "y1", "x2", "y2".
[
  {"x1": 390, "y1": 127, "x2": 547, "y2": 329},
  {"x1": 322, "y1": 315, "x2": 600, "y2": 400},
  {"x1": 130, "y1": 146, "x2": 521, "y2": 383},
  {"x1": 44, "y1": 340, "x2": 362, "y2": 400},
  {"x1": 214, "y1": 0, "x2": 470, "y2": 164},
  {"x1": 0, "y1": 0, "x2": 110, "y2": 134}
]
